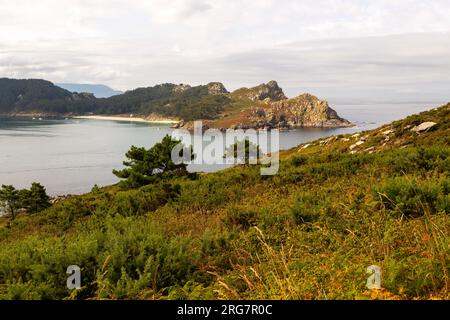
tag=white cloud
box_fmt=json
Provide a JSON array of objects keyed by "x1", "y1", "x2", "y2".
[{"x1": 0, "y1": 0, "x2": 449, "y2": 102}]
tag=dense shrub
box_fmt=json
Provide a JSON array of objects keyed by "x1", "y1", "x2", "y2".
[
  {"x1": 107, "y1": 183, "x2": 180, "y2": 217},
  {"x1": 290, "y1": 194, "x2": 320, "y2": 225},
  {"x1": 374, "y1": 177, "x2": 449, "y2": 217},
  {"x1": 383, "y1": 146, "x2": 450, "y2": 174},
  {"x1": 223, "y1": 206, "x2": 257, "y2": 230},
  {"x1": 0, "y1": 216, "x2": 199, "y2": 299},
  {"x1": 1, "y1": 105, "x2": 450, "y2": 300},
  {"x1": 290, "y1": 155, "x2": 308, "y2": 166}
]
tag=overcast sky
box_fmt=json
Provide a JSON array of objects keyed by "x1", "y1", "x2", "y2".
[{"x1": 1, "y1": 0, "x2": 449, "y2": 103}]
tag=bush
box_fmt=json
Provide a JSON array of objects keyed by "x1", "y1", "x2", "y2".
[
  {"x1": 386, "y1": 146, "x2": 450, "y2": 174},
  {"x1": 0, "y1": 216, "x2": 200, "y2": 299},
  {"x1": 94, "y1": 216, "x2": 198, "y2": 298},
  {"x1": 175, "y1": 176, "x2": 233, "y2": 213},
  {"x1": 223, "y1": 206, "x2": 257, "y2": 230},
  {"x1": 374, "y1": 177, "x2": 449, "y2": 217},
  {"x1": 290, "y1": 155, "x2": 308, "y2": 166},
  {"x1": 108, "y1": 183, "x2": 180, "y2": 217},
  {"x1": 291, "y1": 194, "x2": 320, "y2": 225}
]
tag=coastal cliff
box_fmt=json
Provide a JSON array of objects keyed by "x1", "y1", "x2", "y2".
[
  {"x1": 232, "y1": 92, "x2": 352, "y2": 130},
  {"x1": 175, "y1": 81, "x2": 352, "y2": 130}
]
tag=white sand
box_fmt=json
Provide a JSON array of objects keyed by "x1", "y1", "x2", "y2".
[{"x1": 74, "y1": 115, "x2": 179, "y2": 124}]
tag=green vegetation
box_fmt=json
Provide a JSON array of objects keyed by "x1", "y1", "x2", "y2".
[
  {"x1": 0, "y1": 185, "x2": 20, "y2": 220},
  {"x1": 0, "y1": 78, "x2": 349, "y2": 129},
  {"x1": 0, "y1": 183, "x2": 51, "y2": 220},
  {"x1": 224, "y1": 139, "x2": 262, "y2": 164},
  {"x1": 0, "y1": 104, "x2": 449, "y2": 300},
  {"x1": 0, "y1": 78, "x2": 96, "y2": 114},
  {"x1": 98, "y1": 84, "x2": 231, "y2": 121},
  {"x1": 0, "y1": 78, "x2": 231, "y2": 121},
  {"x1": 113, "y1": 135, "x2": 194, "y2": 188}
]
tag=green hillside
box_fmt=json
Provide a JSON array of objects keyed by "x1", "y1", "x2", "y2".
[
  {"x1": 95, "y1": 83, "x2": 232, "y2": 121},
  {"x1": 0, "y1": 78, "x2": 350, "y2": 128},
  {"x1": 0, "y1": 78, "x2": 97, "y2": 114},
  {"x1": 0, "y1": 103, "x2": 449, "y2": 300},
  {"x1": 0, "y1": 79, "x2": 230, "y2": 120}
]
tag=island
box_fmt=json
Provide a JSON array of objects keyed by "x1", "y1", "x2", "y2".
[{"x1": 0, "y1": 78, "x2": 352, "y2": 130}]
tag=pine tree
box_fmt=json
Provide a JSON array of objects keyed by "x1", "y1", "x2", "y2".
[
  {"x1": 21, "y1": 183, "x2": 51, "y2": 214},
  {"x1": 0, "y1": 185, "x2": 20, "y2": 220},
  {"x1": 113, "y1": 135, "x2": 194, "y2": 188},
  {"x1": 224, "y1": 139, "x2": 261, "y2": 164}
]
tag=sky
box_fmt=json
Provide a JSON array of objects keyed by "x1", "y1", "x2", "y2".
[{"x1": 0, "y1": 0, "x2": 450, "y2": 103}]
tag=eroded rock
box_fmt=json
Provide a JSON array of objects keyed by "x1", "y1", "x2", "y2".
[
  {"x1": 246, "y1": 93, "x2": 353, "y2": 129},
  {"x1": 411, "y1": 122, "x2": 437, "y2": 133},
  {"x1": 207, "y1": 82, "x2": 229, "y2": 95}
]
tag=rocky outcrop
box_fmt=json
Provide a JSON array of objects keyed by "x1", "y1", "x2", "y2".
[
  {"x1": 234, "y1": 93, "x2": 352, "y2": 129},
  {"x1": 232, "y1": 80, "x2": 287, "y2": 102},
  {"x1": 246, "y1": 80, "x2": 287, "y2": 101},
  {"x1": 172, "y1": 81, "x2": 352, "y2": 130},
  {"x1": 50, "y1": 194, "x2": 73, "y2": 204},
  {"x1": 207, "y1": 82, "x2": 229, "y2": 95},
  {"x1": 411, "y1": 122, "x2": 437, "y2": 133},
  {"x1": 172, "y1": 120, "x2": 210, "y2": 131},
  {"x1": 173, "y1": 84, "x2": 192, "y2": 93}
]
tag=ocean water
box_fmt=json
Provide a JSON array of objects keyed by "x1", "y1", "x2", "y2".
[{"x1": 0, "y1": 103, "x2": 440, "y2": 195}]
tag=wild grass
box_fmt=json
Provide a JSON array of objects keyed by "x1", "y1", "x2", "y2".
[{"x1": 0, "y1": 104, "x2": 449, "y2": 300}]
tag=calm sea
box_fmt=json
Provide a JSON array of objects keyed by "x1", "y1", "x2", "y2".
[{"x1": 0, "y1": 103, "x2": 441, "y2": 195}]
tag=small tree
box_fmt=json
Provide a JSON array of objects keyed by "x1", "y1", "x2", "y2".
[
  {"x1": 21, "y1": 182, "x2": 51, "y2": 214},
  {"x1": 113, "y1": 135, "x2": 193, "y2": 188},
  {"x1": 224, "y1": 139, "x2": 261, "y2": 164},
  {"x1": 0, "y1": 185, "x2": 20, "y2": 220}
]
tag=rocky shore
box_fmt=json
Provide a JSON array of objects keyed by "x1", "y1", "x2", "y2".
[{"x1": 173, "y1": 81, "x2": 353, "y2": 131}]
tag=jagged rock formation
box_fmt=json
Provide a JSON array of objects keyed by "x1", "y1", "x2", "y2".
[
  {"x1": 229, "y1": 93, "x2": 352, "y2": 130},
  {"x1": 174, "y1": 81, "x2": 352, "y2": 130},
  {"x1": 234, "y1": 80, "x2": 287, "y2": 102},
  {"x1": 248, "y1": 80, "x2": 287, "y2": 101},
  {"x1": 207, "y1": 82, "x2": 229, "y2": 95}
]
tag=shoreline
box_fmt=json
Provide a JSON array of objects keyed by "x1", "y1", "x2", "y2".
[{"x1": 73, "y1": 115, "x2": 179, "y2": 124}]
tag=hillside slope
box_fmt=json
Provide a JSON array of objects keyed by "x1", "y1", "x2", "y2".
[
  {"x1": 0, "y1": 78, "x2": 97, "y2": 114},
  {"x1": 0, "y1": 103, "x2": 448, "y2": 300},
  {"x1": 0, "y1": 78, "x2": 350, "y2": 128},
  {"x1": 178, "y1": 81, "x2": 352, "y2": 130}
]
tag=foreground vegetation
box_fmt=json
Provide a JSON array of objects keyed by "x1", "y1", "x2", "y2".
[{"x1": 0, "y1": 104, "x2": 449, "y2": 300}]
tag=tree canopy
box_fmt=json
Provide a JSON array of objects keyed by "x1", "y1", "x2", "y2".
[
  {"x1": 0, "y1": 78, "x2": 230, "y2": 121},
  {"x1": 0, "y1": 183, "x2": 51, "y2": 219},
  {"x1": 113, "y1": 135, "x2": 194, "y2": 188},
  {"x1": 224, "y1": 139, "x2": 262, "y2": 164},
  {"x1": 20, "y1": 182, "x2": 51, "y2": 214},
  {"x1": 0, "y1": 185, "x2": 20, "y2": 220}
]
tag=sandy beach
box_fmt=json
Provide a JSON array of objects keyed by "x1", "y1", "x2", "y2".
[{"x1": 73, "y1": 115, "x2": 179, "y2": 124}]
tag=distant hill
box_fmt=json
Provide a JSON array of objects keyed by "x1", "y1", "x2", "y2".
[
  {"x1": 0, "y1": 78, "x2": 97, "y2": 114},
  {"x1": 0, "y1": 78, "x2": 351, "y2": 128},
  {"x1": 56, "y1": 83, "x2": 122, "y2": 98}
]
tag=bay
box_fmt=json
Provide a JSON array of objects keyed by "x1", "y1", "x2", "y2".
[{"x1": 0, "y1": 103, "x2": 440, "y2": 195}]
